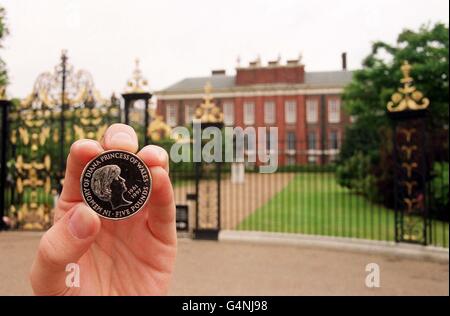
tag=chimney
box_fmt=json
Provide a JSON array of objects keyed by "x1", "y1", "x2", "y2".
[
  {"x1": 341, "y1": 52, "x2": 347, "y2": 71},
  {"x1": 211, "y1": 69, "x2": 226, "y2": 75}
]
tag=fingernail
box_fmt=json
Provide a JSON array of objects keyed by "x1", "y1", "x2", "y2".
[
  {"x1": 68, "y1": 205, "x2": 98, "y2": 239},
  {"x1": 109, "y1": 132, "x2": 133, "y2": 146},
  {"x1": 156, "y1": 147, "x2": 169, "y2": 173},
  {"x1": 159, "y1": 148, "x2": 168, "y2": 164},
  {"x1": 71, "y1": 139, "x2": 101, "y2": 153}
]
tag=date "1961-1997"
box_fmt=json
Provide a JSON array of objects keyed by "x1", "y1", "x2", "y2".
[{"x1": 182, "y1": 300, "x2": 268, "y2": 313}]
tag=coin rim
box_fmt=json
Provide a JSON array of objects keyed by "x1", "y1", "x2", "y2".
[{"x1": 80, "y1": 149, "x2": 152, "y2": 221}]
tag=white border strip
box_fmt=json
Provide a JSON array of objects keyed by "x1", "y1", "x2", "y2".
[{"x1": 219, "y1": 230, "x2": 449, "y2": 263}]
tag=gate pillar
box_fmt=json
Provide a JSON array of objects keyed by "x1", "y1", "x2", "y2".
[
  {"x1": 192, "y1": 82, "x2": 224, "y2": 240},
  {"x1": 0, "y1": 95, "x2": 10, "y2": 230},
  {"x1": 387, "y1": 61, "x2": 431, "y2": 245},
  {"x1": 122, "y1": 59, "x2": 152, "y2": 146}
]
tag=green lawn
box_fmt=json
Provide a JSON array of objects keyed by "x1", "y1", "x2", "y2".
[{"x1": 237, "y1": 173, "x2": 449, "y2": 248}]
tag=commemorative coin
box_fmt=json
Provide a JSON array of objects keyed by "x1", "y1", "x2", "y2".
[{"x1": 80, "y1": 150, "x2": 152, "y2": 220}]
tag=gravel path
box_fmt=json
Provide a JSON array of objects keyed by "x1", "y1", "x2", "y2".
[
  {"x1": 0, "y1": 231, "x2": 447, "y2": 296},
  {"x1": 173, "y1": 173, "x2": 296, "y2": 230}
]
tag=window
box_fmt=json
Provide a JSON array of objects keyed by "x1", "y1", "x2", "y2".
[
  {"x1": 306, "y1": 99, "x2": 319, "y2": 123},
  {"x1": 184, "y1": 104, "x2": 195, "y2": 124},
  {"x1": 223, "y1": 102, "x2": 234, "y2": 126},
  {"x1": 328, "y1": 99, "x2": 341, "y2": 123},
  {"x1": 286, "y1": 156, "x2": 296, "y2": 166},
  {"x1": 287, "y1": 132, "x2": 296, "y2": 151},
  {"x1": 243, "y1": 102, "x2": 255, "y2": 125},
  {"x1": 308, "y1": 132, "x2": 316, "y2": 150},
  {"x1": 308, "y1": 155, "x2": 318, "y2": 164},
  {"x1": 285, "y1": 100, "x2": 297, "y2": 124},
  {"x1": 166, "y1": 104, "x2": 178, "y2": 127},
  {"x1": 264, "y1": 101, "x2": 276, "y2": 124},
  {"x1": 329, "y1": 130, "x2": 339, "y2": 149}
]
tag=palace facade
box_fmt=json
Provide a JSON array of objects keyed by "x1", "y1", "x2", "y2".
[{"x1": 154, "y1": 55, "x2": 353, "y2": 165}]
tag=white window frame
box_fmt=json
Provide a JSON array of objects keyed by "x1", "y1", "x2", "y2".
[
  {"x1": 184, "y1": 104, "x2": 195, "y2": 124},
  {"x1": 308, "y1": 131, "x2": 317, "y2": 150},
  {"x1": 286, "y1": 155, "x2": 296, "y2": 166},
  {"x1": 306, "y1": 99, "x2": 319, "y2": 123},
  {"x1": 264, "y1": 101, "x2": 276, "y2": 124},
  {"x1": 243, "y1": 102, "x2": 255, "y2": 125},
  {"x1": 166, "y1": 104, "x2": 178, "y2": 127},
  {"x1": 329, "y1": 130, "x2": 339, "y2": 150},
  {"x1": 308, "y1": 155, "x2": 318, "y2": 164},
  {"x1": 328, "y1": 98, "x2": 341, "y2": 123},
  {"x1": 223, "y1": 102, "x2": 234, "y2": 126},
  {"x1": 285, "y1": 100, "x2": 297, "y2": 124},
  {"x1": 286, "y1": 131, "x2": 296, "y2": 151}
]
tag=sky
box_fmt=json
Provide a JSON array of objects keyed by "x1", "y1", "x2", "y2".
[{"x1": 1, "y1": 0, "x2": 449, "y2": 99}]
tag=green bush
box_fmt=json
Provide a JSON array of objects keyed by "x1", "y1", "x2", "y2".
[
  {"x1": 430, "y1": 162, "x2": 449, "y2": 221},
  {"x1": 274, "y1": 164, "x2": 336, "y2": 173},
  {"x1": 336, "y1": 151, "x2": 379, "y2": 201}
]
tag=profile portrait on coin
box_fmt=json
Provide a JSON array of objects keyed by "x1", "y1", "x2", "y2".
[{"x1": 91, "y1": 164, "x2": 132, "y2": 210}]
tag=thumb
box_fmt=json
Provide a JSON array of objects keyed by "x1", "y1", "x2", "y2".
[{"x1": 30, "y1": 203, "x2": 101, "y2": 295}]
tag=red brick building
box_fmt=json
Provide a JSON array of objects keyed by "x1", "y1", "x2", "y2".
[{"x1": 155, "y1": 56, "x2": 353, "y2": 166}]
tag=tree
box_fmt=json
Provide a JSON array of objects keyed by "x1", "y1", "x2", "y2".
[
  {"x1": 0, "y1": 6, "x2": 8, "y2": 87},
  {"x1": 341, "y1": 22, "x2": 449, "y2": 161},
  {"x1": 338, "y1": 23, "x2": 449, "y2": 214},
  {"x1": 346, "y1": 22, "x2": 449, "y2": 124}
]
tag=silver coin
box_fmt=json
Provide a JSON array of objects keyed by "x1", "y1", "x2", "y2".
[{"x1": 80, "y1": 150, "x2": 152, "y2": 220}]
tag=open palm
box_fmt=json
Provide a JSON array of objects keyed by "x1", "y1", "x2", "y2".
[{"x1": 30, "y1": 124, "x2": 177, "y2": 295}]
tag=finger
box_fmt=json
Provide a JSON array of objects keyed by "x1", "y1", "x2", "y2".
[
  {"x1": 30, "y1": 203, "x2": 101, "y2": 295},
  {"x1": 100, "y1": 123, "x2": 139, "y2": 153},
  {"x1": 145, "y1": 166, "x2": 176, "y2": 245},
  {"x1": 137, "y1": 145, "x2": 169, "y2": 173},
  {"x1": 59, "y1": 139, "x2": 103, "y2": 205}
]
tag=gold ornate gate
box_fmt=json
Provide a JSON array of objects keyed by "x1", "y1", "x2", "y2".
[
  {"x1": 6, "y1": 51, "x2": 119, "y2": 229},
  {"x1": 192, "y1": 82, "x2": 224, "y2": 240}
]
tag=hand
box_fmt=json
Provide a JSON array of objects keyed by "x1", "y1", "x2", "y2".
[{"x1": 30, "y1": 124, "x2": 177, "y2": 295}]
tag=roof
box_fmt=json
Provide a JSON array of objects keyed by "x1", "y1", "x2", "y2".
[
  {"x1": 304, "y1": 71, "x2": 353, "y2": 86},
  {"x1": 156, "y1": 70, "x2": 354, "y2": 95},
  {"x1": 162, "y1": 75, "x2": 235, "y2": 92}
]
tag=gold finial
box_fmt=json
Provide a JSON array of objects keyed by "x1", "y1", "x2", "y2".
[
  {"x1": 204, "y1": 81, "x2": 212, "y2": 95},
  {"x1": 387, "y1": 61, "x2": 430, "y2": 112},
  {"x1": 400, "y1": 60, "x2": 412, "y2": 84},
  {"x1": 0, "y1": 85, "x2": 7, "y2": 100},
  {"x1": 125, "y1": 58, "x2": 149, "y2": 93},
  {"x1": 147, "y1": 113, "x2": 172, "y2": 142},
  {"x1": 194, "y1": 82, "x2": 223, "y2": 123}
]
